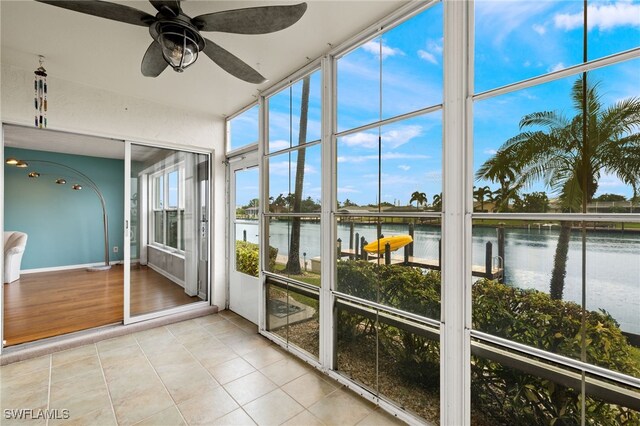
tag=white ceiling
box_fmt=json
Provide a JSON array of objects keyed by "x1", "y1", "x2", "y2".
[{"x1": 1, "y1": 0, "x2": 406, "y2": 118}]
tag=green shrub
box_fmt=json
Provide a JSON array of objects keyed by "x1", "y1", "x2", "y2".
[
  {"x1": 235, "y1": 241, "x2": 277, "y2": 277},
  {"x1": 335, "y1": 260, "x2": 640, "y2": 425}
]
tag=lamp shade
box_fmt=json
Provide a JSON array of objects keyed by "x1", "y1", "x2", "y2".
[
  {"x1": 5, "y1": 157, "x2": 19, "y2": 165},
  {"x1": 158, "y1": 28, "x2": 199, "y2": 72}
]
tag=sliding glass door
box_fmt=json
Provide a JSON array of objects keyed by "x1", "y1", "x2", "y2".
[{"x1": 125, "y1": 142, "x2": 210, "y2": 322}]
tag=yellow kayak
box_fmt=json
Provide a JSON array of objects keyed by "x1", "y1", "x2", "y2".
[{"x1": 363, "y1": 235, "x2": 413, "y2": 254}]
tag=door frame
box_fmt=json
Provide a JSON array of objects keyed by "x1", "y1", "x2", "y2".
[
  {"x1": 124, "y1": 140, "x2": 214, "y2": 325},
  {"x1": 226, "y1": 150, "x2": 260, "y2": 323}
]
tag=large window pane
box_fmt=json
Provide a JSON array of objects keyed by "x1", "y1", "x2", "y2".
[
  {"x1": 587, "y1": 1, "x2": 640, "y2": 61},
  {"x1": 266, "y1": 216, "x2": 321, "y2": 285},
  {"x1": 337, "y1": 3, "x2": 443, "y2": 133},
  {"x1": 337, "y1": 37, "x2": 381, "y2": 133},
  {"x1": 268, "y1": 144, "x2": 321, "y2": 214},
  {"x1": 472, "y1": 219, "x2": 640, "y2": 380},
  {"x1": 167, "y1": 170, "x2": 178, "y2": 208},
  {"x1": 336, "y1": 302, "x2": 378, "y2": 392},
  {"x1": 474, "y1": 0, "x2": 583, "y2": 93},
  {"x1": 268, "y1": 71, "x2": 321, "y2": 153},
  {"x1": 266, "y1": 278, "x2": 319, "y2": 359},
  {"x1": 338, "y1": 113, "x2": 442, "y2": 210},
  {"x1": 228, "y1": 104, "x2": 259, "y2": 152},
  {"x1": 471, "y1": 346, "x2": 583, "y2": 425},
  {"x1": 336, "y1": 300, "x2": 440, "y2": 423},
  {"x1": 381, "y1": 2, "x2": 443, "y2": 119},
  {"x1": 474, "y1": 60, "x2": 640, "y2": 213},
  {"x1": 166, "y1": 211, "x2": 178, "y2": 249},
  {"x1": 336, "y1": 216, "x2": 441, "y2": 319},
  {"x1": 154, "y1": 211, "x2": 164, "y2": 244}
]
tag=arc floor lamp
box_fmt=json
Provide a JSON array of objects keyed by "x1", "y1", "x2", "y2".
[{"x1": 6, "y1": 157, "x2": 111, "y2": 271}]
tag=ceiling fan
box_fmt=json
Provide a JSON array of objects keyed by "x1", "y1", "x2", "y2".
[{"x1": 35, "y1": 0, "x2": 308, "y2": 83}]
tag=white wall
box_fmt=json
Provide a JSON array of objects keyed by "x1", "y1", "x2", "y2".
[{"x1": 1, "y1": 63, "x2": 227, "y2": 309}]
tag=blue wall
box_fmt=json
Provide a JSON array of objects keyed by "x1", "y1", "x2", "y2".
[{"x1": 4, "y1": 148, "x2": 124, "y2": 269}]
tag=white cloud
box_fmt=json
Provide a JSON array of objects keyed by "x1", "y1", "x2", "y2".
[
  {"x1": 341, "y1": 132, "x2": 378, "y2": 149},
  {"x1": 598, "y1": 173, "x2": 625, "y2": 188},
  {"x1": 418, "y1": 39, "x2": 443, "y2": 65},
  {"x1": 418, "y1": 50, "x2": 438, "y2": 64},
  {"x1": 398, "y1": 165, "x2": 411, "y2": 171},
  {"x1": 338, "y1": 153, "x2": 430, "y2": 164},
  {"x1": 269, "y1": 140, "x2": 290, "y2": 151},
  {"x1": 483, "y1": 148, "x2": 498, "y2": 155},
  {"x1": 474, "y1": 0, "x2": 555, "y2": 44},
  {"x1": 554, "y1": 2, "x2": 640, "y2": 31},
  {"x1": 384, "y1": 126, "x2": 424, "y2": 149},
  {"x1": 532, "y1": 24, "x2": 546, "y2": 35},
  {"x1": 361, "y1": 40, "x2": 404, "y2": 58},
  {"x1": 548, "y1": 62, "x2": 565, "y2": 73},
  {"x1": 269, "y1": 161, "x2": 317, "y2": 176},
  {"x1": 338, "y1": 186, "x2": 360, "y2": 194},
  {"x1": 341, "y1": 125, "x2": 423, "y2": 150}
]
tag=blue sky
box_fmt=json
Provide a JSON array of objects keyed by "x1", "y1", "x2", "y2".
[{"x1": 231, "y1": 0, "x2": 640, "y2": 207}]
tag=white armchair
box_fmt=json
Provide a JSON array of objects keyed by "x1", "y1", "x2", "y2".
[{"x1": 4, "y1": 231, "x2": 28, "y2": 283}]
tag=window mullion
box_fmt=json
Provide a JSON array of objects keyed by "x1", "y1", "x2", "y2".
[{"x1": 441, "y1": 1, "x2": 472, "y2": 425}]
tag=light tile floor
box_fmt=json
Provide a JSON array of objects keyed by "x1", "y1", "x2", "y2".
[{"x1": 0, "y1": 311, "x2": 406, "y2": 426}]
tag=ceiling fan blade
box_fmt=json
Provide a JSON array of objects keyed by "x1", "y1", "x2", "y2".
[
  {"x1": 202, "y1": 39, "x2": 266, "y2": 84},
  {"x1": 35, "y1": 1, "x2": 156, "y2": 27},
  {"x1": 141, "y1": 41, "x2": 168, "y2": 77},
  {"x1": 149, "y1": 1, "x2": 181, "y2": 17},
  {"x1": 192, "y1": 3, "x2": 307, "y2": 34}
]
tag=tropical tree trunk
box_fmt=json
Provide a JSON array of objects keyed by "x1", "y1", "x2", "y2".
[
  {"x1": 285, "y1": 76, "x2": 310, "y2": 275},
  {"x1": 549, "y1": 222, "x2": 571, "y2": 300}
]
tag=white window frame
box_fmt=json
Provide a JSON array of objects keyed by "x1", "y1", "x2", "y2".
[
  {"x1": 149, "y1": 163, "x2": 185, "y2": 253},
  {"x1": 226, "y1": 1, "x2": 640, "y2": 424}
]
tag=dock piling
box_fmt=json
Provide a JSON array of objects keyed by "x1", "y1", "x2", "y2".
[
  {"x1": 497, "y1": 225, "x2": 505, "y2": 283},
  {"x1": 385, "y1": 243, "x2": 391, "y2": 265}
]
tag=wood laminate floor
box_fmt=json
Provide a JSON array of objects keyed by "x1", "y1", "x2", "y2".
[{"x1": 3, "y1": 265, "x2": 200, "y2": 346}]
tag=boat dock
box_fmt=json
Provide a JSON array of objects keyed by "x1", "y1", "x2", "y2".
[{"x1": 339, "y1": 249, "x2": 503, "y2": 280}]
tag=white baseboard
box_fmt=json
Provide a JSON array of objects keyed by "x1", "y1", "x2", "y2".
[
  {"x1": 21, "y1": 260, "x2": 124, "y2": 274},
  {"x1": 147, "y1": 262, "x2": 185, "y2": 287}
]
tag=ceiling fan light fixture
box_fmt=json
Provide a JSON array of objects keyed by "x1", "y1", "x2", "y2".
[{"x1": 158, "y1": 26, "x2": 200, "y2": 72}]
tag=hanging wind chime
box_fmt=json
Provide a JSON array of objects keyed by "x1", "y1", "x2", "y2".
[{"x1": 34, "y1": 55, "x2": 47, "y2": 128}]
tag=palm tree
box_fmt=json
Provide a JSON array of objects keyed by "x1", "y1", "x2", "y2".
[
  {"x1": 432, "y1": 193, "x2": 442, "y2": 211},
  {"x1": 409, "y1": 191, "x2": 427, "y2": 210},
  {"x1": 285, "y1": 75, "x2": 311, "y2": 275},
  {"x1": 477, "y1": 76, "x2": 640, "y2": 299},
  {"x1": 477, "y1": 149, "x2": 522, "y2": 212},
  {"x1": 473, "y1": 185, "x2": 493, "y2": 212}
]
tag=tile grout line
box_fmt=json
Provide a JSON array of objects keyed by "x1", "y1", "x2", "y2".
[
  {"x1": 135, "y1": 327, "x2": 189, "y2": 426},
  {"x1": 166, "y1": 318, "x2": 257, "y2": 424},
  {"x1": 196, "y1": 317, "x2": 318, "y2": 425},
  {"x1": 95, "y1": 342, "x2": 120, "y2": 425}
]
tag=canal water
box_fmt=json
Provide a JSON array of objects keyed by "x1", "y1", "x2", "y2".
[{"x1": 237, "y1": 220, "x2": 640, "y2": 334}]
